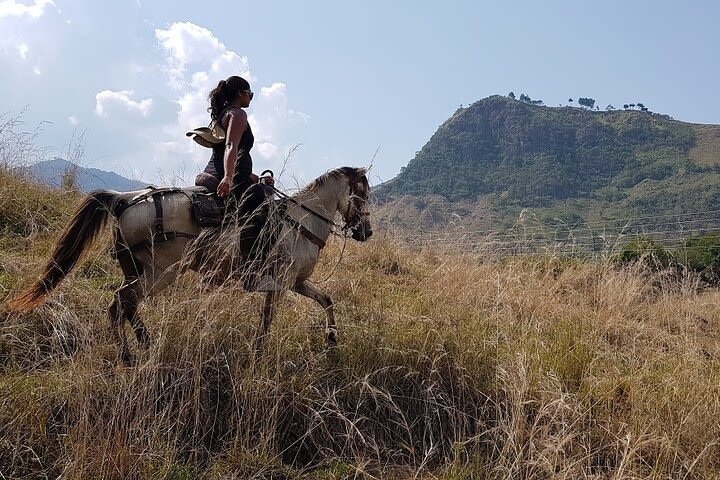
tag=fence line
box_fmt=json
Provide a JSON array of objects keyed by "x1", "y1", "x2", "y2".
[{"x1": 397, "y1": 210, "x2": 720, "y2": 258}]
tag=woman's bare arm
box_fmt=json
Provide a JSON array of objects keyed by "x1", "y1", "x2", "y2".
[{"x1": 217, "y1": 108, "x2": 248, "y2": 197}]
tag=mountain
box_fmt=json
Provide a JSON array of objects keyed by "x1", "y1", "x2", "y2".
[
  {"x1": 23, "y1": 158, "x2": 149, "y2": 192},
  {"x1": 375, "y1": 95, "x2": 720, "y2": 231}
]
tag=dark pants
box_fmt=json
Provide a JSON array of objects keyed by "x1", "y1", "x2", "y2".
[
  {"x1": 227, "y1": 183, "x2": 276, "y2": 261},
  {"x1": 191, "y1": 175, "x2": 276, "y2": 283},
  {"x1": 233, "y1": 183, "x2": 272, "y2": 216},
  {"x1": 195, "y1": 172, "x2": 220, "y2": 193}
]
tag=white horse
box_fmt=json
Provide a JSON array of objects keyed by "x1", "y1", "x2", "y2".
[{"x1": 8, "y1": 167, "x2": 372, "y2": 364}]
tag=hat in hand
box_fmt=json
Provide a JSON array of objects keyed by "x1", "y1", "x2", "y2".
[{"x1": 186, "y1": 126, "x2": 225, "y2": 148}]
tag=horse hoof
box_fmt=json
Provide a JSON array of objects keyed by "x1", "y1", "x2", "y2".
[
  {"x1": 326, "y1": 329, "x2": 337, "y2": 348},
  {"x1": 121, "y1": 350, "x2": 134, "y2": 367}
]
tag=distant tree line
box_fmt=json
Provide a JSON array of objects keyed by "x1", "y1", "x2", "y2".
[
  {"x1": 623, "y1": 102, "x2": 649, "y2": 112},
  {"x1": 509, "y1": 92, "x2": 652, "y2": 113},
  {"x1": 508, "y1": 91, "x2": 544, "y2": 106}
]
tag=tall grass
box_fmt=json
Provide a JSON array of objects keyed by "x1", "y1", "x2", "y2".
[
  {"x1": 2, "y1": 203, "x2": 720, "y2": 479},
  {"x1": 0, "y1": 116, "x2": 719, "y2": 477}
]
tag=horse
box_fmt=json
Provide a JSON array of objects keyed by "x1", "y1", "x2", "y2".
[{"x1": 7, "y1": 167, "x2": 372, "y2": 364}]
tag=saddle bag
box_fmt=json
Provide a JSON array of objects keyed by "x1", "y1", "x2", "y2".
[{"x1": 190, "y1": 192, "x2": 225, "y2": 227}]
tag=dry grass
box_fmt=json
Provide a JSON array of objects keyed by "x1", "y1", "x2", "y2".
[
  {"x1": 2, "y1": 209, "x2": 720, "y2": 478},
  {"x1": 689, "y1": 124, "x2": 720, "y2": 167},
  {"x1": 1, "y1": 162, "x2": 720, "y2": 478}
]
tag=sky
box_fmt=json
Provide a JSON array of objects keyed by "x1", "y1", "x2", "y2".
[{"x1": 1, "y1": 0, "x2": 719, "y2": 190}]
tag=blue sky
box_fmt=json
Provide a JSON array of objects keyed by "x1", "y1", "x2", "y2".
[{"x1": 1, "y1": 0, "x2": 718, "y2": 189}]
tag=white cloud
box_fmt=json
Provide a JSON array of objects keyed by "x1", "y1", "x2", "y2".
[
  {"x1": 255, "y1": 142, "x2": 278, "y2": 159},
  {"x1": 0, "y1": 0, "x2": 55, "y2": 18},
  {"x1": 67, "y1": 115, "x2": 78, "y2": 125},
  {"x1": 154, "y1": 22, "x2": 253, "y2": 130},
  {"x1": 95, "y1": 89, "x2": 153, "y2": 117},
  {"x1": 143, "y1": 22, "x2": 308, "y2": 183},
  {"x1": 17, "y1": 42, "x2": 28, "y2": 59},
  {"x1": 155, "y1": 22, "x2": 251, "y2": 89},
  {"x1": 248, "y1": 82, "x2": 309, "y2": 160},
  {"x1": 32, "y1": 65, "x2": 40, "y2": 75}
]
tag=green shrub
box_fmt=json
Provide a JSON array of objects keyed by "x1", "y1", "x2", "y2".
[
  {"x1": 613, "y1": 237, "x2": 674, "y2": 270},
  {"x1": 676, "y1": 232, "x2": 720, "y2": 272}
]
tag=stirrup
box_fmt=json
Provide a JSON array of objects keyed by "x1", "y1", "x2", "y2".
[{"x1": 244, "y1": 273, "x2": 283, "y2": 292}]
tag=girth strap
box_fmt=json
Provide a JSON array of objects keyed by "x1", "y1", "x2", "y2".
[
  {"x1": 284, "y1": 215, "x2": 326, "y2": 249},
  {"x1": 153, "y1": 192, "x2": 164, "y2": 234}
]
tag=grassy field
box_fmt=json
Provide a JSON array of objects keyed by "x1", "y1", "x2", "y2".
[{"x1": 1, "y1": 166, "x2": 720, "y2": 479}]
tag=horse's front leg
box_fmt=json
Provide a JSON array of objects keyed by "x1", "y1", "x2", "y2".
[{"x1": 293, "y1": 280, "x2": 336, "y2": 347}]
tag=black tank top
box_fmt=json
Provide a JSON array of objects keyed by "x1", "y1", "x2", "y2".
[{"x1": 203, "y1": 108, "x2": 254, "y2": 194}]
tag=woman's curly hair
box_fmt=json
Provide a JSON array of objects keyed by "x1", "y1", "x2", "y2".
[{"x1": 208, "y1": 76, "x2": 250, "y2": 121}]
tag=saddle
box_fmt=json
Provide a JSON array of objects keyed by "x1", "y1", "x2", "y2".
[
  {"x1": 189, "y1": 184, "x2": 275, "y2": 228},
  {"x1": 190, "y1": 190, "x2": 225, "y2": 228}
]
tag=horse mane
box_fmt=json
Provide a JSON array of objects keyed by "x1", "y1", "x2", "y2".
[{"x1": 298, "y1": 167, "x2": 360, "y2": 195}]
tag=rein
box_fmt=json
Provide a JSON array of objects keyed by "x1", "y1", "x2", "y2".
[
  {"x1": 270, "y1": 186, "x2": 338, "y2": 227},
  {"x1": 307, "y1": 233, "x2": 349, "y2": 285},
  {"x1": 265, "y1": 178, "x2": 364, "y2": 284},
  {"x1": 269, "y1": 185, "x2": 359, "y2": 240}
]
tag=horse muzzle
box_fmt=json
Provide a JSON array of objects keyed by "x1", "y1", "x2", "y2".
[{"x1": 351, "y1": 224, "x2": 372, "y2": 242}]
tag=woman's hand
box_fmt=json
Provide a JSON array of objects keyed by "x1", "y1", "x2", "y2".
[
  {"x1": 217, "y1": 175, "x2": 233, "y2": 197},
  {"x1": 250, "y1": 173, "x2": 259, "y2": 183}
]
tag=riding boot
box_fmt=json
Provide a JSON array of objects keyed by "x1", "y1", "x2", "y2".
[{"x1": 234, "y1": 185, "x2": 283, "y2": 291}]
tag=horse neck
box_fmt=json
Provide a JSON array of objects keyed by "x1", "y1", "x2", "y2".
[{"x1": 290, "y1": 177, "x2": 345, "y2": 241}]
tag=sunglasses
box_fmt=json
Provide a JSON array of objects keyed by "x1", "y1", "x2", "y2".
[{"x1": 241, "y1": 89, "x2": 254, "y2": 100}]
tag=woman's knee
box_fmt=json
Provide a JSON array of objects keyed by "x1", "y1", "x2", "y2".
[{"x1": 195, "y1": 173, "x2": 219, "y2": 192}]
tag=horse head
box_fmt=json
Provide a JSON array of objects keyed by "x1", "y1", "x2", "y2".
[{"x1": 339, "y1": 167, "x2": 373, "y2": 242}]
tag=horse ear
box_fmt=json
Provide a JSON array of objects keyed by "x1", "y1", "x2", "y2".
[{"x1": 355, "y1": 167, "x2": 368, "y2": 177}]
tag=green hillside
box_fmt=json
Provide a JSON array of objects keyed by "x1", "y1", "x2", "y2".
[{"x1": 376, "y1": 96, "x2": 720, "y2": 230}]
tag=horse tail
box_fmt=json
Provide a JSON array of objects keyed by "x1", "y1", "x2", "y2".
[{"x1": 7, "y1": 190, "x2": 119, "y2": 312}]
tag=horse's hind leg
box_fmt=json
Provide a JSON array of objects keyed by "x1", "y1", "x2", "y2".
[
  {"x1": 293, "y1": 280, "x2": 336, "y2": 347},
  {"x1": 110, "y1": 262, "x2": 184, "y2": 364},
  {"x1": 121, "y1": 279, "x2": 149, "y2": 349},
  {"x1": 253, "y1": 290, "x2": 285, "y2": 353},
  {"x1": 109, "y1": 282, "x2": 134, "y2": 365},
  {"x1": 110, "y1": 237, "x2": 149, "y2": 363}
]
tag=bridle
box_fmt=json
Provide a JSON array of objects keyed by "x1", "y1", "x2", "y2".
[
  {"x1": 265, "y1": 170, "x2": 371, "y2": 284},
  {"x1": 267, "y1": 173, "x2": 370, "y2": 242},
  {"x1": 341, "y1": 177, "x2": 371, "y2": 240}
]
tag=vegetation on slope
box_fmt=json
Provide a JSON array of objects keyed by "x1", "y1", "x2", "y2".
[{"x1": 376, "y1": 96, "x2": 720, "y2": 231}]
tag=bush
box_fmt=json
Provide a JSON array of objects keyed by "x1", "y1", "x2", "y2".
[
  {"x1": 612, "y1": 237, "x2": 674, "y2": 270},
  {"x1": 676, "y1": 232, "x2": 720, "y2": 277},
  {"x1": 0, "y1": 168, "x2": 72, "y2": 237}
]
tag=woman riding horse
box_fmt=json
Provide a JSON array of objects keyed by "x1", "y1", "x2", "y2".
[
  {"x1": 7, "y1": 167, "x2": 373, "y2": 365},
  {"x1": 192, "y1": 75, "x2": 276, "y2": 283},
  {"x1": 194, "y1": 75, "x2": 273, "y2": 203}
]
